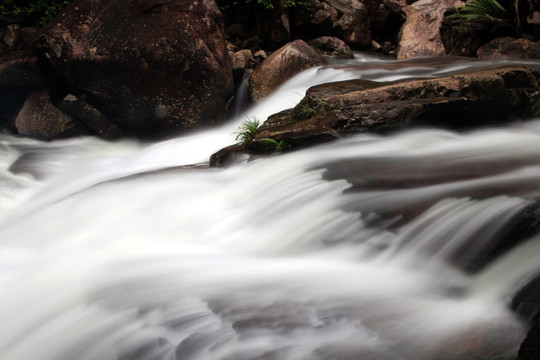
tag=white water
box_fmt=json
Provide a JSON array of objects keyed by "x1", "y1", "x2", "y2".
[{"x1": 1, "y1": 56, "x2": 540, "y2": 360}]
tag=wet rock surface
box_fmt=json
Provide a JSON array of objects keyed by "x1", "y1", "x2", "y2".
[{"x1": 212, "y1": 65, "x2": 540, "y2": 164}]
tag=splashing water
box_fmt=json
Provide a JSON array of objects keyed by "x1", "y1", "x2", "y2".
[{"x1": 1, "y1": 56, "x2": 540, "y2": 360}]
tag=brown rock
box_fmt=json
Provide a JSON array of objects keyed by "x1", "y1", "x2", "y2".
[
  {"x1": 362, "y1": 0, "x2": 406, "y2": 43},
  {"x1": 256, "y1": 65, "x2": 540, "y2": 146},
  {"x1": 338, "y1": 0, "x2": 372, "y2": 48},
  {"x1": 308, "y1": 36, "x2": 354, "y2": 58},
  {"x1": 60, "y1": 94, "x2": 122, "y2": 139},
  {"x1": 397, "y1": 0, "x2": 463, "y2": 59},
  {"x1": 231, "y1": 49, "x2": 254, "y2": 71},
  {"x1": 14, "y1": 90, "x2": 87, "y2": 140},
  {"x1": 248, "y1": 39, "x2": 326, "y2": 102},
  {"x1": 37, "y1": 0, "x2": 234, "y2": 137},
  {"x1": 3, "y1": 24, "x2": 21, "y2": 50},
  {"x1": 477, "y1": 37, "x2": 540, "y2": 59}
]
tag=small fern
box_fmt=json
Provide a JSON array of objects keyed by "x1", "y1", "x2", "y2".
[
  {"x1": 446, "y1": 0, "x2": 516, "y2": 35},
  {"x1": 260, "y1": 138, "x2": 290, "y2": 153},
  {"x1": 233, "y1": 117, "x2": 261, "y2": 145}
]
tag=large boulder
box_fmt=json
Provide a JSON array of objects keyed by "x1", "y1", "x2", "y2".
[
  {"x1": 397, "y1": 0, "x2": 463, "y2": 59},
  {"x1": 212, "y1": 65, "x2": 540, "y2": 164},
  {"x1": 248, "y1": 39, "x2": 326, "y2": 102},
  {"x1": 37, "y1": 0, "x2": 234, "y2": 137},
  {"x1": 477, "y1": 37, "x2": 540, "y2": 59},
  {"x1": 14, "y1": 90, "x2": 87, "y2": 140},
  {"x1": 337, "y1": 0, "x2": 372, "y2": 48}
]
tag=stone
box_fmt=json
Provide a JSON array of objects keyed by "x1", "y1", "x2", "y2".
[
  {"x1": 397, "y1": 0, "x2": 463, "y2": 59},
  {"x1": 14, "y1": 90, "x2": 87, "y2": 140},
  {"x1": 477, "y1": 37, "x2": 540, "y2": 59},
  {"x1": 248, "y1": 39, "x2": 326, "y2": 102},
  {"x1": 231, "y1": 49, "x2": 254, "y2": 71},
  {"x1": 519, "y1": 315, "x2": 540, "y2": 360},
  {"x1": 213, "y1": 65, "x2": 540, "y2": 164},
  {"x1": 338, "y1": 0, "x2": 372, "y2": 49},
  {"x1": 362, "y1": 0, "x2": 406, "y2": 43},
  {"x1": 3, "y1": 24, "x2": 21, "y2": 50},
  {"x1": 0, "y1": 56, "x2": 46, "y2": 87},
  {"x1": 308, "y1": 36, "x2": 354, "y2": 58},
  {"x1": 37, "y1": 0, "x2": 234, "y2": 137},
  {"x1": 59, "y1": 94, "x2": 122, "y2": 139}
]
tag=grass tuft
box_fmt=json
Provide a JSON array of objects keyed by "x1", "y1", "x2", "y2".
[{"x1": 233, "y1": 117, "x2": 261, "y2": 146}]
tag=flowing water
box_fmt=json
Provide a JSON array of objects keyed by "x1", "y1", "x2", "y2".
[{"x1": 1, "y1": 54, "x2": 540, "y2": 360}]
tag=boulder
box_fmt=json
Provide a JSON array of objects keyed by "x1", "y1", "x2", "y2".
[
  {"x1": 248, "y1": 39, "x2": 326, "y2": 102},
  {"x1": 397, "y1": 0, "x2": 463, "y2": 59},
  {"x1": 14, "y1": 90, "x2": 87, "y2": 140},
  {"x1": 362, "y1": 0, "x2": 406, "y2": 44},
  {"x1": 37, "y1": 0, "x2": 234, "y2": 137},
  {"x1": 59, "y1": 94, "x2": 122, "y2": 139},
  {"x1": 254, "y1": 0, "x2": 291, "y2": 46},
  {"x1": 0, "y1": 56, "x2": 46, "y2": 87},
  {"x1": 213, "y1": 65, "x2": 540, "y2": 164},
  {"x1": 338, "y1": 0, "x2": 372, "y2": 48},
  {"x1": 308, "y1": 36, "x2": 354, "y2": 58},
  {"x1": 477, "y1": 37, "x2": 540, "y2": 59}
]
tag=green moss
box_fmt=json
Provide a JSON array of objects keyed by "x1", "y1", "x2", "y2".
[{"x1": 0, "y1": 0, "x2": 73, "y2": 27}]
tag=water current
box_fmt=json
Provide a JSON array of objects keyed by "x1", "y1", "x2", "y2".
[{"x1": 1, "y1": 53, "x2": 540, "y2": 360}]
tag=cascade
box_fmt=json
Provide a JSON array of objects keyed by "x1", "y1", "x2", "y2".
[{"x1": 1, "y1": 54, "x2": 540, "y2": 360}]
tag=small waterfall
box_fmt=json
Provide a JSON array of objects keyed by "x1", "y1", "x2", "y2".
[{"x1": 1, "y1": 56, "x2": 540, "y2": 360}]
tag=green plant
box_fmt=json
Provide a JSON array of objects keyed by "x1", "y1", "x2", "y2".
[
  {"x1": 447, "y1": 0, "x2": 520, "y2": 35},
  {"x1": 233, "y1": 117, "x2": 261, "y2": 145},
  {"x1": 259, "y1": 138, "x2": 290, "y2": 153},
  {"x1": 218, "y1": 0, "x2": 310, "y2": 11},
  {"x1": 0, "y1": 0, "x2": 73, "y2": 27}
]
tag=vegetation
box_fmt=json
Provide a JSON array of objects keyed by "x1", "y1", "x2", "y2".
[
  {"x1": 0, "y1": 0, "x2": 73, "y2": 26},
  {"x1": 233, "y1": 117, "x2": 261, "y2": 145},
  {"x1": 446, "y1": 0, "x2": 521, "y2": 36},
  {"x1": 217, "y1": 0, "x2": 311, "y2": 11},
  {"x1": 259, "y1": 138, "x2": 290, "y2": 153}
]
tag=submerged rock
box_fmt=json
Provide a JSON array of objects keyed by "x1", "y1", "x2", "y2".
[
  {"x1": 37, "y1": 0, "x2": 234, "y2": 137},
  {"x1": 248, "y1": 39, "x2": 326, "y2": 102}
]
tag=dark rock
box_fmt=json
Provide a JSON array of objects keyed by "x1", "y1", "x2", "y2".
[
  {"x1": 477, "y1": 37, "x2": 540, "y2": 59},
  {"x1": 59, "y1": 94, "x2": 122, "y2": 139},
  {"x1": 37, "y1": 0, "x2": 234, "y2": 137},
  {"x1": 308, "y1": 36, "x2": 354, "y2": 58},
  {"x1": 3, "y1": 24, "x2": 21, "y2": 50},
  {"x1": 362, "y1": 0, "x2": 406, "y2": 44},
  {"x1": 0, "y1": 56, "x2": 46, "y2": 87},
  {"x1": 254, "y1": 0, "x2": 290, "y2": 46},
  {"x1": 397, "y1": 0, "x2": 463, "y2": 59},
  {"x1": 338, "y1": 0, "x2": 371, "y2": 48},
  {"x1": 519, "y1": 314, "x2": 540, "y2": 360},
  {"x1": 248, "y1": 39, "x2": 326, "y2": 102},
  {"x1": 209, "y1": 143, "x2": 246, "y2": 167},
  {"x1": 14, "y1": 90, "x2": 87, "y2": 140},
  {"x1": 214, "y1": 65, "x2": 540, "y2": 164}
]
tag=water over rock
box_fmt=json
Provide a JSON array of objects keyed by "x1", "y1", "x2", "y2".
[
  {"x1": 36, "y1": 0, "x2": 234, "y2": 137},
  {"x1": 248, "y1": 39, "x2": 326, "y2": 102}
]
